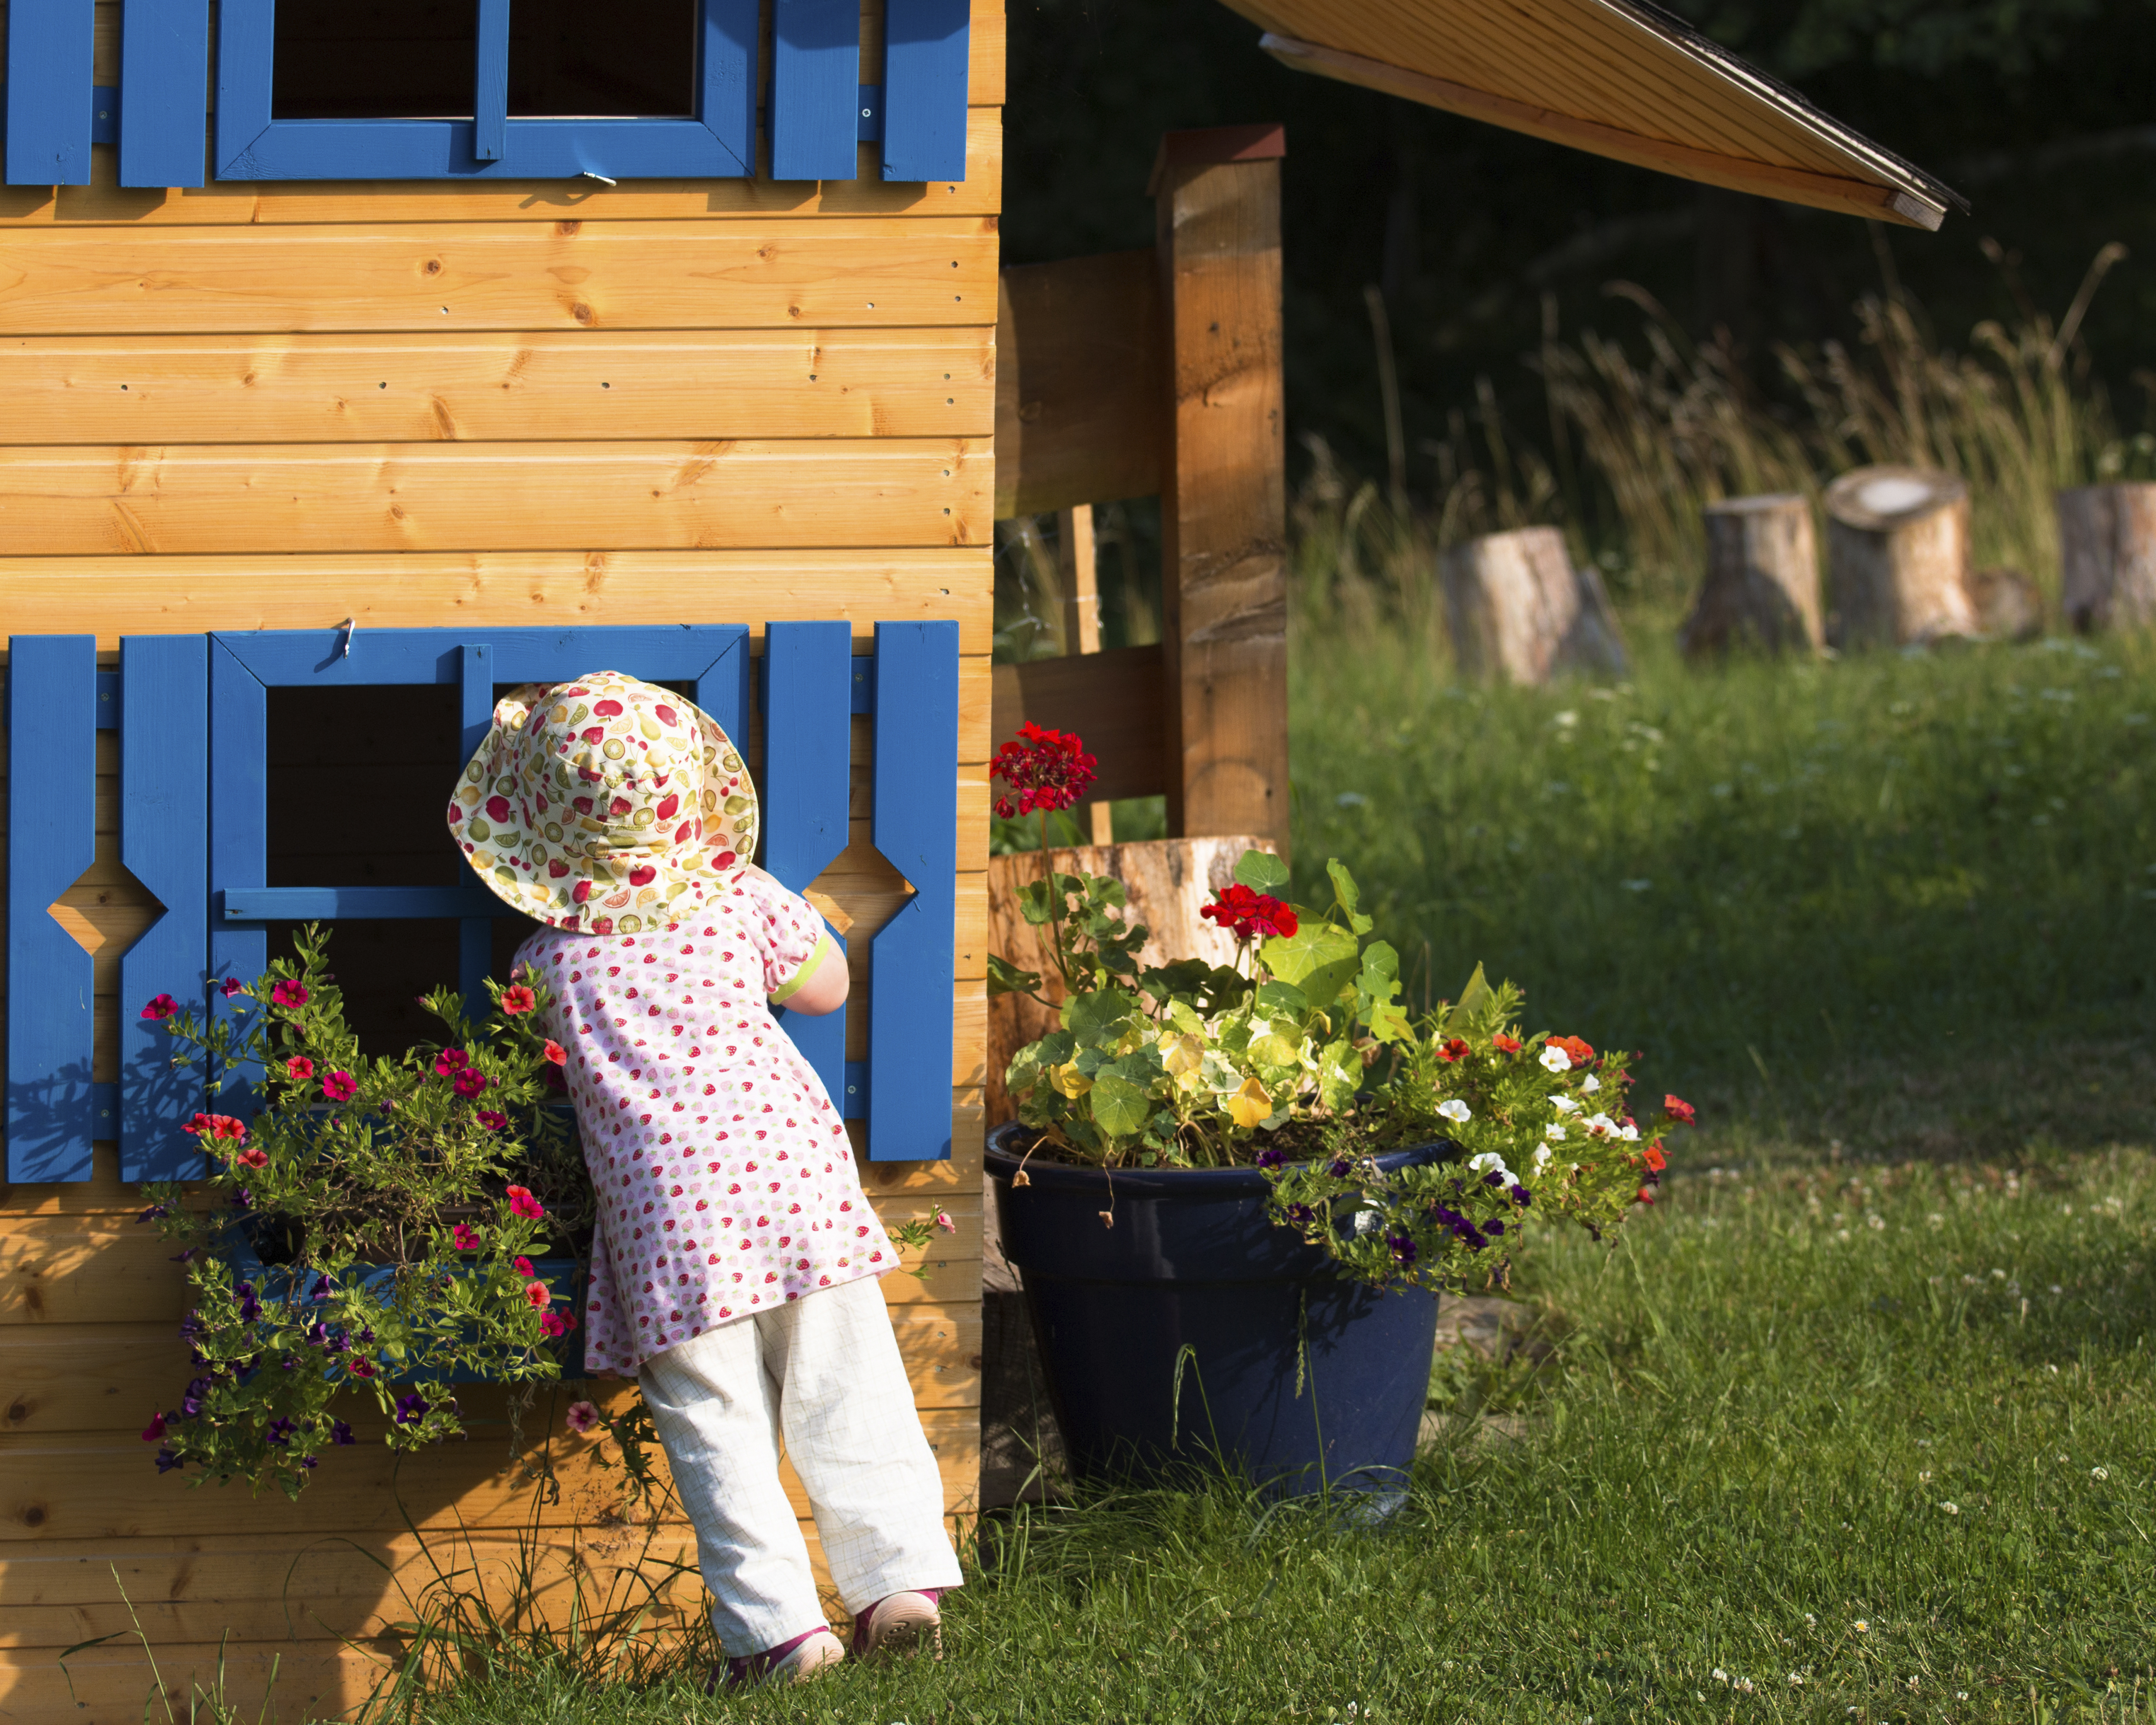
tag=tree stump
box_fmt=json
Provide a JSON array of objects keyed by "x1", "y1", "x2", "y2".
[
  {"x1": 1680, "y1": 493, "x2": 1823, "y2": 657},
  {"x1": 2056, "y1": 483, "x2": 2156, "y2": 632},
  {"x1": 1823, "y1": 466, "x2": 1977, "y2": 647},
  {"x1": 1439, "y1": 526, "x2": 1627, "y2": 683},
  {"x1": 1967, "y1": 567, "x2": 2043, "y2": 641},
  {"x1": 985, "y1": 835, "x2": 1268, "y2": 1125}
]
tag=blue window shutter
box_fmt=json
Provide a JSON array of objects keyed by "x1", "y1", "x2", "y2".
[
  {"x1": 119, "y1": 636, "x2": 210, "y2": 1181},
  {"x1": 458, "y1": 642, "x2": 497, "y2": 1010},
  {"x1": 691, "y1": 630, "x2": 752, "y2": 747},
  {"x1": 6, "y1": 0, "x2": 97, "y2": 185},
  {"x1": 771, "y1": 0, "x2": 861, "y2": 182},
  {"x1": 6, "y1": 635, "x2": 99, "y2": 1181},
  {"x1": 881, "y1": 0, "x2": 969, "y2": 184},
  {"x1": 866, "y1": 622, "x2": 958, "y2": 1161},
  {"x1": 473, "y1": 0, "x2": 511, "y2": 163},
  {"x1": 118, "y1": 0, "x2": 210, "y2": 188},
  {"x1": 762, "y1": 621, "x2": 853, "y2": 1104},
  {"x1": 209, "y1": 638, "x2": 269, "y2": 1114},
  {"x1": 700, "y1": 0, "x2": 760, "y2": 177}
]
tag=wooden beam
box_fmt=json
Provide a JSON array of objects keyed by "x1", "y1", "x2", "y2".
[
  {"x1": 1055, "y1": 504, "x2": 1115, "y2": 844},
  {"x1": 1153, "y1": 128, "x2": 1290, "y2": 850},
  {"x1": 989, "y1": 643, "x2": 1163, "y2": 804},
  {"x1": 993, "y1": 249, "x2": 1164, "y2": 518}
]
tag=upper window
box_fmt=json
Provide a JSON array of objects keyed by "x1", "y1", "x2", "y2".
[{"x1": 216, "y1": 0, "x2": 754, "y2": 182}]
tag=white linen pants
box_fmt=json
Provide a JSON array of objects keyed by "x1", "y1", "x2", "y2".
[{"x1": 637, "y1": 1273, "x2": 962, "y2": 1655}]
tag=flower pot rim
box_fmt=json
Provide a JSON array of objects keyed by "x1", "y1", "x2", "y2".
[{"x1": 984, "y1": 1120, "x2": 1458, "y2": 1195}]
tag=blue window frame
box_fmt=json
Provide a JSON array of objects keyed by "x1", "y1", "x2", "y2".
[
  {"x1": 3, "y1": 621, "x2": 959, "y2": 1184},
  {"x1": 214, "y1": 0, "x2": 759, "y2": 182}
]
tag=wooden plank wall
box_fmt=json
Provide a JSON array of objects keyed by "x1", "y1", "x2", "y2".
[{"x1": 0, "y1": 3, "x2": 1001, "y2": 1716}]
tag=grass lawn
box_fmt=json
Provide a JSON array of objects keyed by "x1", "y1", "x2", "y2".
[{"x1": 395, "y1": 628, "x2": 2156, "y2": 1724}]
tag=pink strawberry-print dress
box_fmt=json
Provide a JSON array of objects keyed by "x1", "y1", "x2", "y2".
[{"x1": 514, "y1": 864, "x2": 895, "y2": 1377}]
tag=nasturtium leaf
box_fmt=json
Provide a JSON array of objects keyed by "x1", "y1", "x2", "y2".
[
  {"x1": 1089, "y1": 1072, "x2": 1151, "y2": 1138},
  {"x1": 1326, "y1": 859, "x2": 1375, "y2": 935},
  {"x1": 1260, "y1": 920, "x2": 1362, "y2": 1011},
  {"x1": 1247, "y1": 1032, "x2": 1300, "y2": 1068},
  {"x1": 986, "y1": 954, "x2": 1042, "y2": 998},
  {"x1": 1064, "y1": 988, "x2": 1131, "y2": 1041},
  {"x1": 1254, "y1": 979, "x2": 1310, "y2": 1019},
  {"x1": 1234, "y1": 849, "x2": 1292, "y2": 893}
]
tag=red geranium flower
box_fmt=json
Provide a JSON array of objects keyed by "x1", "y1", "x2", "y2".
[
  {"x1": 269, "y1": 980, "x2": 309, "y2": 1009},
  {"x1": 1663, "y1": 1094, "x2": 1696, "y2": 1126},
  {"x1": 1200, "y1": 883, "x2": 1299, "y2": 944},
  {"x1": 990, "y1": 722, "x2": 1098, "y2": 819},
  {"x1": 543, "y1": 1041, "x2": 568, "y2": 1066},
  {"x1": 141, "y1": 994, "x2": 178, "y2": 1021},
  {"x1": 322, "y1": 1071, "x2": 358, "y2": 1102},
  {"x1": 499, "y1": 984, "x2": 537, "y2": 1015},
  {"x1": 1492, "y1": 1033, "x2": 1522, "y2": 1054},
  {"x1": 1435, "y1": 1037, "x2": 1470, "y2": 1063},
  {"x1": 285, "y1": 1056, "x2": 314, "y2": 1081}
]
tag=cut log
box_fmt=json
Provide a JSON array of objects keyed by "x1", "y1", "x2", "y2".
[
  {"x1": 2056, "y1": 483, "x2": 2156, "y2": 633},
  {"x1": 1968, "y1": 566, "x2": 2043, "y2": 641},
  {"x1": 985, "y1": 835, "x2": 1269, "y2": 1125},
  {"x1": 1823, "y1": 465, "x2": 1977, "y2": 646},
  {"x1": 1439, "y1": 526, "x2": 1627, "y2": 683},
  {"x1": 1680, "y1": 493, "x2": 1822, "y2": 656}
]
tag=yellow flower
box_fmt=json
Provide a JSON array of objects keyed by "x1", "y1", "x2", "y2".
[
  {"x1": 1224, "y1": 1076, "x2": 1272, "y2": 1129},
  {"x1": 1157, "y1": 1031, "x2": 1203, "y2": 1076},
  {"x1": 1050, "y1": 1061, "x2": 1093, "y2": 1099}
]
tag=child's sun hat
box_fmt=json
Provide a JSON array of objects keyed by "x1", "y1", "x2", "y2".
[{"x1": 447, "y1": 671, "x2": 757, "y2": 935}]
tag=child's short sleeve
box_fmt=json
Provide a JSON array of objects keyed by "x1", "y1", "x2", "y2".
[{"x1": 736, "y1": 865, "x2": 838, "y2": 1002}]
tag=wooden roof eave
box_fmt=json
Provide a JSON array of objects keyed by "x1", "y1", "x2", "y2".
[{"x1": 1253, "y1": 25, "x2": 1958, "y2": 232}]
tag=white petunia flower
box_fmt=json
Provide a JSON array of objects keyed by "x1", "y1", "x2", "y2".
[
  {"x1": 1532, "y1": 1145, "x2": 1554, "y2": 1172},
  {"x1": 1551, "y1": 1094, "x2": 1581, "y2": 1114},
  {"x1": 1539, "y1": 1044, "x2": 1572, "y2": 1072},
  {"x1": 1584, "y1": 1113, "x2": 1616, "y2": 1137},
  {"x1": 1437, "y1": 1098, "x2": 1472, "y2": 1124},
  {"x1": 1545, "y1": 1122, "x2": 1567, "y2": 1140},
  {"x1": 1618, "y1": 1123, "x2": 1640, "y2": 1142},
  {"x1": 1467, "y1": 1151, "x2": 1511, "y2": 1179},
  {"x1": 1582, "y1": 1073, "x2": 1601, "y2": 1093}
]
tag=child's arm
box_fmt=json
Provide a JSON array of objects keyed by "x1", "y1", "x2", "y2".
[{"x1": 771, "y1": 935, "x2": 848, "y2": 1017}]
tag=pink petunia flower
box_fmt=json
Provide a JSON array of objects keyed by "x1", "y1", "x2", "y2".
[
  {"x1": 476, "y1": 1109, "x2": 508, "y2": 1132},
  {"x1": 141, "y1": 994, "x2": 178, "y2": 1021},
  {"x1": 141, "y1": 1411, "x2": 167, "y2": 1443},
  {"x1": 565, "y1": 1400, "x2": 602, "y2": 1436},
  {"x1": 500, "y1": 984, "x2": 537, "y2": 1016},
  {"x1": 322, "y1": 1071, "x2": 358, "y2": 1102},
  {"x1": 507, "y1": 1185, "x2": 545, "y2": 1221},
  {"x1": 452, "y1": 1067, "x2": 488, "y2": 1099},
  {"x1": 285, "y1": 1056, "x2": 314, "y2": 1081},
  {"x1": 542, "y1": 1041, "x2": 568, "y2": 1066},
  {"x1": 452, "y1": 1223, "x2": 480, "y2": 1251},
  {"x1": 270, "y1": 980, "x2": 309, "y2": 1009},
  {"x1": 539, "y1": 1311, "x2": 577, "y2": 1339},
  {"x1": 934, "y1": 1210, "x2": 957, "y2": 1233},
  {"x1": 523, "y1": 1280, "x2": 551, "y2": 1309},
  {"x1": 513, "y1": 1256, "x2": 535, "y2": 1276},
  {"x1": 235, "y1": 1146, "x2": 269, "y2": 1170},
  {"x1": 219, "y1": 977, "x2": 245, "y2": 999}
]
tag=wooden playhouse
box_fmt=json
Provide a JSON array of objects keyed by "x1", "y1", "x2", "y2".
[{"x1": 0, "y1": 0, "x2": 1952, "y2": 1716}]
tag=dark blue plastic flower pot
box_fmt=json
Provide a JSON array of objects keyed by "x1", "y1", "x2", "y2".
[{"x1": 987, "y1": 1124, "x2": 1453, "y2": 1499}]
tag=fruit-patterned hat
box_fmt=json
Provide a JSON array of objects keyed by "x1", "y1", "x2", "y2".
[{"x1": 447, "y1": 671, "x2": 758, "y2": 935}]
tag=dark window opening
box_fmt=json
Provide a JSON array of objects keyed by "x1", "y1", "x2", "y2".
[
  {"x1": 273, "y1": 0, "x2": 479, "y2": 120},
  {"x1": 270, "y1": 0, "x2": 698, "y2": 123},
  {"x1": 510, "y1": 0, "x2": 699, "y2": 117}
]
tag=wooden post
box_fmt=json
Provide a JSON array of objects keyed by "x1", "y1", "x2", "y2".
[
  {"x1": 1056, "y1": 502, "x2": 1114, "y2": 844},
  {"x1": 1440, "y1": 525, "x2": 1627, "y2": 683},
  {"x1": 2057, "y1": 483, "x2": 2156, "y2": 632},
  {"x1": 1681, "y1": 493, "x2": 1823, "y2": 657},
  {"x1": 1824, "y1": 466, "x2": 1977, "y2": 647},
  {"x1": 1153, "y1": 123, "x2": 1289, "y2": 851}
]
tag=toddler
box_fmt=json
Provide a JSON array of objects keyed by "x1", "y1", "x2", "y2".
[{"x1": 448, "y1": 671, "x2": 961, "y2": 1686}]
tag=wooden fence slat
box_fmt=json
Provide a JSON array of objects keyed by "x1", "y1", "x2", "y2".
[
  {"x1": 867, "y1": 621, "x2": 958, "y2": 1161},
  {"x1": 0, "y1": 219, "x2": 997, "y2": 334},
  {"x1": 117, "y1": 0, "x2": 210, "y2": 190},
  {"x1": 0, "y1": 439, "x2": 989, "y2": 556},
  {"x1": 5, "y1": 634, "x2": 100, "y2": 1182},
  {"x1": 116, "y1": 635, "x2": 209, "y2": 1180}
]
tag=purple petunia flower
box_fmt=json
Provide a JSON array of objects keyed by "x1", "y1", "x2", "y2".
[
  {"x1": 1385, "y1": 1232, "x2": 1418, "y2": 1265},
  {"x1": 182, "y1": 1377, "x2": 210, "y2": 1417},
  {"x1": 299, "y1": 1455, "x2": 318, "y2": 1469},
  {"x1": 1255, "y1": 1145, "x2": 1287, "y2": 1170},
  {"x1": 155, "y1": 1448, "x2": 185, "y2": 1473},
  {"x1": 1511, "y1": 1185, "x2": 1532, "y2": 1206},
  {"x1": 394, "y1": 1392, "x2": 429, "y2": 1426},
  {"x1": 137, "y1": 1203, "x2": 168, "y2": 1225},
  {"x1": 266, "y1": 1416, "x2": 296, "y2": 1447},
  {"x1": 231, "y1": 1187, "x2": 253, "y2": 1211},
  {"x1": 1327, "y1": 1158, "x2": 1353, "y2": 1179},
  {"x1": 236, "y1": 1282, "x2": 263, "y2": 1322},
  {"x1": 1285, "y1": 1202, "x2": 1316, "y2": 1226},
  {"x1": 331, "y1": 1420, "x2": 356, "y2": 1447},
  {"x1": 1483, "y1": 1170, "x2": 1507, "y2": 1186},
  {"x1": 1485, "y1": 1218, "x2": 1507, "y2": 1236}
]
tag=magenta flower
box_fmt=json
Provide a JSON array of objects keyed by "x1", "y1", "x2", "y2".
[
  {"x1": 565, "y1": 1400, "x2": 602, "y2": 1436},
  {"x1": 219, "y1": 977, "x2": 245, "y2": 999},
  {"x1": 513, "y1": 1255, "x2": 535, "y2": 1276},
  {"x1": 522, "y1": 1280, "x2": 551, "y2": 1310},
  {"x1": 270, "y1": 980, "x2": 309, "y2": 1008},
  {"x1": 322, "y1": 1071, "x2": 357, "y2": 1102},
  {"x1": 285, "y1": 1055, "x2": 314, "y2": 1081},
  {"x1": 933, "y1": 1210, "x2": 957, "y2": 1234},
  {"x1": 452, "y1": 1223, "x2": 480, "y2": 1251},
  {"x1": 434, "y1": 1048, "x2": 471, "y2": 1077},
  {"x1": 507, "y1": 1185, "x2": 545, "y2": 1221},
  {"x1": 476, "y1": 1109, "x2": 508, "y2": 1132},
  {"x1": 540, "y1": 1310, "x2": 577, "y2": 1339},
  {"x1": 141, "y1": 1410, "x2": 167, "y2": 1443},
  {"x1": 141, "y1": 994, "x2": 178, "y2": 1021},
  {"x1": 452, "y1": 1067, "x2": 488, "y2": 1099}
]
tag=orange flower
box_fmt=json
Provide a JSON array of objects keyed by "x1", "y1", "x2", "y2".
[
  {"x1": 1492, "y1": 1033, "x2": 1521, "y2": 1054},
  {"x1": 1553, "y1": 1035, "x2": 1595, "y2": 1067}
]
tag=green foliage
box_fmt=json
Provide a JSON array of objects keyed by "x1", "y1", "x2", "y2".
[{"x1": 138, "y1": 928, "x2": 580, "y2": 1496}]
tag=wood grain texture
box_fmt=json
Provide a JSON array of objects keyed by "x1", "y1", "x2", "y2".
[
  {"x1": 0, "y1": 104, "x2": 1003, "y2": 225},
  {"x1": 0, "y1": 551, "x2": 991, "y2": 649},
  {"x1": 0, "y1": 220, "x2": 997, "y2": 334},
  {"x1": 2056, "y1": 483, "x2": 2156, "y2": 633},
  {"x1": 1682, "y1": 494, "x2": 1824, "y2": 657},
  {"x1": 1823, "y1": 466, "x2": 1977, "y2": 647},
  {"x1": 993, "y1": 248, "x2": 1164, "y2": 517},
  {"x1": 0, "y1": 439, "x2": 989, "y2": 554},
  {"x1": 1154, "y1": 152, "x2": 1290, "y2": 849},
  {"x1": 1440, "y1": 526, "x2": 1630, "y2": 683},
  {"x1": 0, "y1": 329, "x2": 994, "y2": 444}
]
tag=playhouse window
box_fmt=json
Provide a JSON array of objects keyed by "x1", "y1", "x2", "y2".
[{"x1": 508, "y1": 0, "x2": 699, "y2": 118}]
